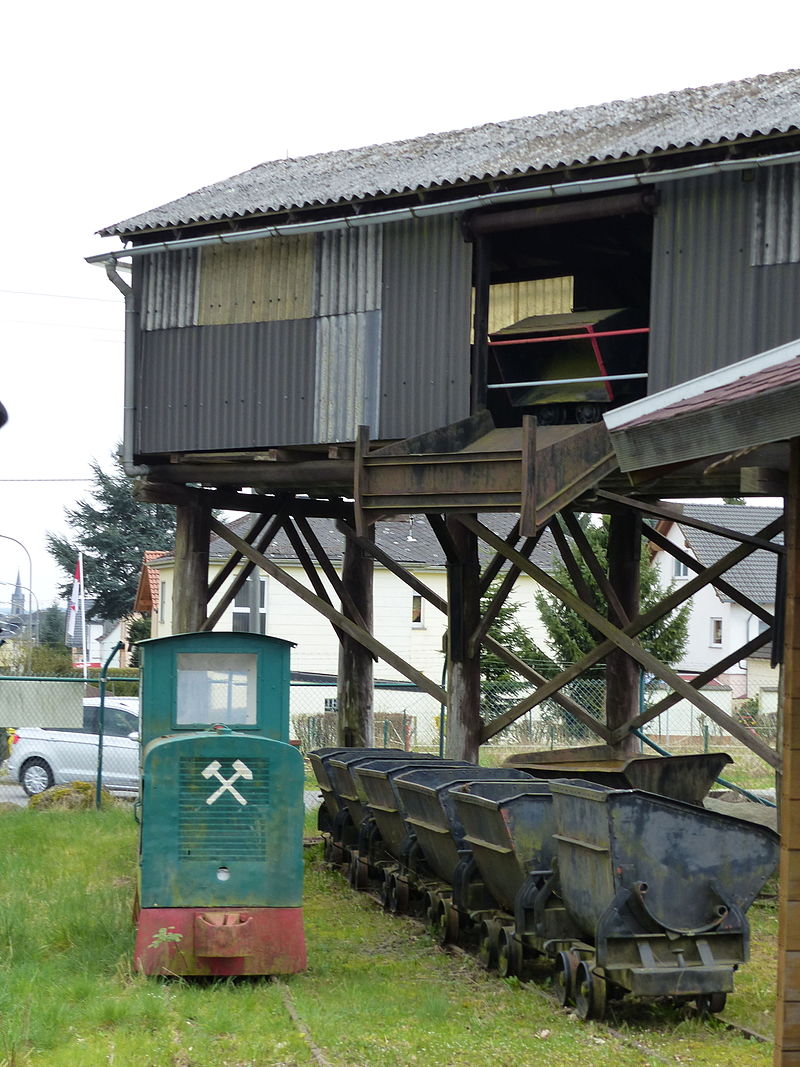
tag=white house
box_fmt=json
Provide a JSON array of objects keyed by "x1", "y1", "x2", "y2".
[
  {"x1": 135, "y1": 515, "x2": 556, "y2": 746},
  {"x1": 650, "y1": 503, "x2": 781, "y2": 700}
]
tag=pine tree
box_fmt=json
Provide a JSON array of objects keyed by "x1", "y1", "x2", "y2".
[
  {"x1": 47, "y1": 448, "x2": 176, "y2": 622},
  {"x1": 534, "y1": 516, "x2": 689, "y2": 669}
]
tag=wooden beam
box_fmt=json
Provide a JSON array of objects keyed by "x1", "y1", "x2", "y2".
[
  {"x1": 209, "y1": 517, "x2": 447, "y2": 704},
  {"x1": 353, "y1": 425, "x2": 370, "y2": 538},
  {"x1": 741, "y1": 466, "x2": 789, "y2": 496},
  {"x1": 561, "y1": 511, "x2": 630, "y2": 627},
  {"x1": 643, "y1": 523, "x2": 774, "y2": 625},
  {"x1": 548, "y1": 518, "x2": 597, "y2": 614},
  {"x1": 478, "y1": 518, "x2": 522, "y2": 595},
  {"x1": 147, "y1": 458, "x2": 355, "y2": 491},
  {"x1": 337, "y1": 525, "x2": 376, "y2": 746},
  {"x1": 598, "y1": 490, "x2": 785, "y2": 553},
  {"x1": 445, "y1": 517, "x2": 482, "y2": 761},
  {"x1": 337, "y1": 517, "x2": 610, "y2": 740},
  {"x1": 468, "y1": 534, "x2": 538, "y2": 658},
  {"x1": 612, "y1": 628, "x2": 774, "y2": 742},
  {"x1": 777, "y1": 437, "x2": 800, "y2": 1063},
  {"x1": 482, "y1": 517, "x2": 781, "y2": 738},
  {"x1": 136, "y1": 478, "x2": 353, "y2": 519},
  {"x1": 464, "y1": 514, "x2": 780, "y2": 766},
  {"x1": 427, "y1": 514, "x2": 460, "y2": 563},
  {"x1": 519, "y1": 415, "x2": 538, "y2": 536},
  {"x1": 480, "y1": 636, "x2": 611, "y2": 743},
  {"x1": 173, "y1": 500, "x2": 210, "y2": 633},
  {"x1": 294, "y1": 516, "x2": 370, "y2": 634},
  {"x1": 605, "y1": 509, "x2": 641, "y2": 756},
  {"x1": 200, "y1": 506, "x2": 289, "y2": 632},
  {"x1": 207, "y1": 513, "x2": 270, "y2": 600}
]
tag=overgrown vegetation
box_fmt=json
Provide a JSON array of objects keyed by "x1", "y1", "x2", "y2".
[{"x1": 0, "y1": 801, "x2": 777, "y2": 1066}]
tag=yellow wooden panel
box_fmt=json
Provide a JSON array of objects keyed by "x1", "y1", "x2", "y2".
[
  {"x1": 198, "y1": 235, "x2": 314, "y2": 325},
  {"x1": 488, "y1": 277, "x2": 573, "y2": 334}
]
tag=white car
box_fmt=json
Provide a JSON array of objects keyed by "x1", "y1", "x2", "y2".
[{"x1": 7, "y1": 697, "x2": 140, "y2": 796}]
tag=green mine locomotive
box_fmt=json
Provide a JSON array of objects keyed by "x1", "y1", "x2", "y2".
[{"x1": 133, "y1": 631, "x2": 307, "y2": 976}]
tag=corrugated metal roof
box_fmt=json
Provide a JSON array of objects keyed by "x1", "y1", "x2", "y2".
[
  {"x1": 101, "y1": 69, "x2": 800, "y2": 237},
  {"x1": 678, "y1": 504, "x2": 783, "y2": 604}
]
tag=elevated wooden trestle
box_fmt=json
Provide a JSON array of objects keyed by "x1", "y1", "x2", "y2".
[{"x1": 136, "y1": 414, "x2": 783, "y2": 774}]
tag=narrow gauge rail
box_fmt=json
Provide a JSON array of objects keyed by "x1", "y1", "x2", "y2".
[{"x1": 310, "y1": 748, "x2": 778, "y2": 1022}]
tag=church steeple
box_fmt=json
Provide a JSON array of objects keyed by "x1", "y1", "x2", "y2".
[{"x1": 10, "y1": 570, "x2": 24, "y2": 617}]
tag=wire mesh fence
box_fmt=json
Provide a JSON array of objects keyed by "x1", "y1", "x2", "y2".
[{"x1": 0, "y1": 668, "x2": 779, "y2": 804}]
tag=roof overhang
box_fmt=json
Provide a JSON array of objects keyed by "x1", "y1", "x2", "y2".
[{"x1": 603, "y1": 338, "x2": 800, "y2": 486}]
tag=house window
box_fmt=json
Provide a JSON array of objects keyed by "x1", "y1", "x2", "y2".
[
  {"x1": 710, "y1": 618, "x2": 723, "y2": 647},
  {"x1": 673, "y1": 558, "x2": 689, "y2": 579},
  {"x1": 159, "y1": 580, "x2": 167, "y2": 624},
  {"x1": 232, "y1": 575, "x2": 267, "y2": 634},
  {"x1": 411, "y1": 595, "x2": 424, "y2": 628},
  {"x1": 324, "y1": 698, "x2": 337, "y2": 713}
]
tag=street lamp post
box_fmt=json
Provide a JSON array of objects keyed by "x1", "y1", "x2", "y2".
[{"x1": 0, "y1": 534, "x2": 34, "y2": 643}]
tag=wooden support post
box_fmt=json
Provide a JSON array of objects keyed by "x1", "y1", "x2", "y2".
[
  {"x1": 777, "y1": 440, "x2": 800, "y2": 1065},
  {"x1": 606, "y1": 510, "x2": 641, "y2": 756},
  {"x1": 446, "y1": 518, "x2": 482, "y2": 762},
  {"x1": 173, "y1": 501, "x2": 210, "y2": 633},
  {"x1": 337, "y1": 526, "x2": 375, "y2": 748}
]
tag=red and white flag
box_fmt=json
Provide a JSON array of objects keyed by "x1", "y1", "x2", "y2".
[{"x1": 66, "y1": 558, "x2": 81, "y2": 640}]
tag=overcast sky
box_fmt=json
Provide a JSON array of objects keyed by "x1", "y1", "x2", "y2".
[{"x1": 1, "y1": 0, "x2": 798, "y2": 615}]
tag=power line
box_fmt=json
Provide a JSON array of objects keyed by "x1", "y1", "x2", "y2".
[{"x1": 0, "y1": 288, "x2": 119, "y2": 303}]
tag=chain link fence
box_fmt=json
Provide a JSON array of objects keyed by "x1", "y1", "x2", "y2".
[{"x1": 1, "y1": 668, "x2": 778, "y2": 803}]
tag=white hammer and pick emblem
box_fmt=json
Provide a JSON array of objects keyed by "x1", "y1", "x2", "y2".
[{"x1": 202, "y1": 759, "x2": 253, "y2": 806}]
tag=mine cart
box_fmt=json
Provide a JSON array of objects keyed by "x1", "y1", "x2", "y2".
[
  {"x1": 548, "y1": 779, "x2": 779, "y2": 1019},
  {"x1": 504, "y1": 749, "x2": 731, "y2": 806}
]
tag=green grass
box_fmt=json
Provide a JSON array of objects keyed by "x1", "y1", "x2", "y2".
[{"x1": 0, "y1": 805, "x2": 778, "y2": 1066}]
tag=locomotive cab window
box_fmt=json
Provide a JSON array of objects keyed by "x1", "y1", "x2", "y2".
[{"x1": 175, "y1": 652, "x2": 258, "y2": 727}]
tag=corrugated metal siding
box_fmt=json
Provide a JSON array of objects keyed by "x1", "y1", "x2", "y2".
[
  {"x1": 197, "y1": 236, "x2": 314, "y2": 325},
  {"x1": 141, "y1": 249, "x2": 199, "y2": 330},
  {"x1": 751, "y1": 164, "x2": 800, "y2": 265},
  {"x1": 315, "y1": 225, "x2": 383, "y2": 314},
  {"x1": 649, "y1": 169, "x2": 800, "y2": 393},
  {"x1": 314, "y1": 311, "x2": 382, "y2": 442},
  {"x1": 137, "y1": 321, "x2": 316, "y2": 453},
  {"x1": 486, "y1": 277, "x2": 573, "y2": 334},
  {"x1": 379, "y1": 216, "x2": 472, "y2": 438}
]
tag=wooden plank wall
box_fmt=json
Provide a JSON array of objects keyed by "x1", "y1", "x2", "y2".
[{"x1": 778, "y1": 437, "x2": 800, "y2": 1064}]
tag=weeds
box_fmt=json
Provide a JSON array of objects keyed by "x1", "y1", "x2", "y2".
[{"x1": 0, "y1": 804, "x2": 777, "y2": 1066}]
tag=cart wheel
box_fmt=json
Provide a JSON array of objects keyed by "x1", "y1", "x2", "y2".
[
  {"x1": 554, "y1": 950, "x2": 579, "y2": 1007},
  {"x1": 354, "y1": 856, "x2": 369, "y2": 889},
  {"x1": 435, "y1": 899, "x2": 459, "y2": 946},
  {"x1": 348, "y1": 852, "x2": 365, "y2": 889},
  {"x1": 391, "y1": 877, "x2": 410, "y2": 915},
  {"x1": 478, "y1": 919, "x2": 501, "y2": 971},
  {"x1": 574, "y1": 960, "x2": 607, "y2": 1021},
  {"x1": 381, "y1": 871, "x2": 394, "y2": 910},
  {"x1": 696, "y1": 992, "x2": 727, "y2": 1015},
  {"x1": 423, "y1": 891, "x2": 438, "y2": 928},
  {"x1": 497, "y1": 927, "x2": 522, "y2": 978}
]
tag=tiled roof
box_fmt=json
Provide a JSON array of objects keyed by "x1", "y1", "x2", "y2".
[
  {"x1": 101, "y1": 69, "x2": 800, "y2": 236},
  {"x1": 146, "y1": 514, "x2": 558, "y2": 573},
  {"x1": 621, "y1": 354, "x2": 800, "y2": 431},
  {"x1": 133, "y1": 550, "x2": 169, "y2": 613},
  {"x1": 678, "y1": 504, "x2": 782, "y2": 604}
]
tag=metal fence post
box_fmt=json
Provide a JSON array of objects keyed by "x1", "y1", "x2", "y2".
[{"x1": 96, "y1": 642, "x2": 125, "y2": 809}]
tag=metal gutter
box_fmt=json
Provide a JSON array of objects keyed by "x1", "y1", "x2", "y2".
[
  {"x1": 87, "y1": 148, "x2": 800, "y2": 265},
  {"x1": 104, "y1": 262, "x2": 147, "y2": 475}
]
